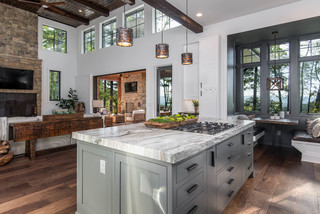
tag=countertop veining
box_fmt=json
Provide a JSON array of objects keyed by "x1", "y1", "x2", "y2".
[{"x1": 72, "y1": 119, "x2": 255, "y2": 164}]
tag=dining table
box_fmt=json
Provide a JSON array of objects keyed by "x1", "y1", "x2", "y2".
[{"x1": 253, "y1": 117, "x2": 299, "y2": 151}]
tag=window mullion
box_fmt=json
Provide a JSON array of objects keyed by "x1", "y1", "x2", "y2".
[
  {"x1": 290, "y1": 37, "x2": 300, "y2": 115},
  {"x1": 260, "y1": 42, "x2": 269, "y2": 115}
]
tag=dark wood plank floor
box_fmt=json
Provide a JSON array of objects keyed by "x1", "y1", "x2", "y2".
[
  {"x1": 0, "y1": 145, "x2": 319, "y2": 214},
  {"x1": 0, "y1": 149, "x2": 77, "y2": 214},
  {"x1": 223, "y1": 144, "x2": 320, "y2": 214}
]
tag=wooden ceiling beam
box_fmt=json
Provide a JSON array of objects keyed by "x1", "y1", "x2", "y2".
[
  {"x1": 141, "y1": 0, "x2": 203, "y2": 34},
  {"x1": 70, "y1": 0, "x2": 109, "y2": 17},
  {"x1": 47, "y1": 6, "x2": 89, "y2": 25}
]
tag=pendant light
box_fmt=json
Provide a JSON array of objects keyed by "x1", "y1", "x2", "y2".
[
  {"x1": 267, "y1": 31, "x2": 284, "y2": 90},
  {"x1": 156, "y1": 13, "x2": 169, "y2": 58},
  {"x1": 116, "y1": 3, "x2": 133, "y2": 47},
  {"x1": 181, "y1": 0, "x2": 193, "y2": 65}
]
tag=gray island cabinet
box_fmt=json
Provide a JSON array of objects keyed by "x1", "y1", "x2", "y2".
[{"x1": 72, "y1": 120, "x2": 254, "y2": 214}]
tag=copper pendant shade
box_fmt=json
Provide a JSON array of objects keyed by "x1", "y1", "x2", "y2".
[
  {"x1": 181, "y1": 52, "x2": 193, "y2": 65},
  {"x1": 116, "y1": 27, "x2": 133, "y2": 47},
  {"x1": 182, "y1": 0, "x2": 192, "y2": 65},
  {"x1": 156, "y1": 43, "x2": 169, "y2": 58},
  {"x1": 116, "y1": 4, "x2": 133, "y2": 47}
]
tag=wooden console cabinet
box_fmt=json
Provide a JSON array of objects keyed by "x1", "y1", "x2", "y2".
[{"x1": 10, "y1": 116, "x2": 103, "y2": 160}]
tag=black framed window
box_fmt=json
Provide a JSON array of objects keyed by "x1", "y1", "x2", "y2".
[
  {"x1": 126, "y1": 8, "x2": 144, "y2": 39},
  {"x1": 83, "y1": 28, "x2": 95, "y2": 53},
  {"x1": 42, "y1": 25, "x2": 67, "y2": 53},
  {"x1": 102, "y1": 19, "x2": 117, "y2": 48},
  {"x1": 49, "y1": 71, "x2": 61, "y2": 101},
  {"x1": 299, "y1": 37, "x2": 320, "y2": 113},
  {"x1": 155, "y1": 9, "x2": 180, "y2": 33}
]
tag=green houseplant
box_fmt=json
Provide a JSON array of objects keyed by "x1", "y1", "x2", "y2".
[
  {"x1": 192, "y1": 100, "x2": 199, "y2": 113},
  {"x1": 56, "y1": 88, "x2": 79, "y2": 112}
]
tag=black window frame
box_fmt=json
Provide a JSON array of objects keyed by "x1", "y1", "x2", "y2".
[
  {"x1": 42, "y1": 25, "x2": 67, "y2": 53},
  {"x1": 125, "y1": 7, "x2": 145, "y2": 39},
  {"x1": 101, "y1": 19, "x2": 117, "y2": 48},
  {"x1": 154, "y1": 9, "x2": 180, "y2": 33},
  {"x1": 49, "y1": 70, "x2": 61, "y2": 101},
  {"x1": 83, "y1": 28, "x2": 95, "y2": 53}
]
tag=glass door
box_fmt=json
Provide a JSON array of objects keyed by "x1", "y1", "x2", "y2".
[{"x1": 157, "y1": 66, "x2": 172, "y2": 116}]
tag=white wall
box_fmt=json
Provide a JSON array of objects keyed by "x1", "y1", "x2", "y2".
[
  {"x1": 38, "y1": 17, "x2": 78, "y2": 115},
  {"x1": 73, "y1": 0, "x2": 320, "y2": 119}
]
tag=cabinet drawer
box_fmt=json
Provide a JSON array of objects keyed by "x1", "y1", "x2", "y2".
[
  {"x1": 217, "y1": 167, "x2": 242, "y2": 212},
  {"x1": 216, "y1": 143, "x2": 241, "y2": 172},
  {"x1": 176, "y1": 172, "x2": 204, "y2": 208},
  {"x1": 216, "y1": 134, "x2": 241, "y2": 157},
  {"x1": 178, "y1": 192, "x2": 205, "y2": 214},
  {"x1": 176, "y1": 152, "x2": 205, "y2": 184},
  {"x1": 217, "y1": 155, "x2": 241, "y2": 187},
  {"x1": 245, "y1": 157, "x2": 254, "y2": 179}
]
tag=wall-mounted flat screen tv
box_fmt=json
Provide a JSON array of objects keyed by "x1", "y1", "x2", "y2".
[
  {"x1": 125, "y1": 81, "x2": 137, "y2": 93},
  {"x1": 0, "y1": 67, "x2": 33, "y2": 90}
]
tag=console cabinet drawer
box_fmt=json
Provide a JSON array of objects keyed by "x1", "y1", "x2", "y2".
[
  {"x1": 176, "y1": 151, "x2": 205, "y2": 184},
  {"x1": 176, "y1": 172, "x2": 204, "y2": 208},
  {"x1": 216, "y1": 143, "x2": 241, "y2": 172}
]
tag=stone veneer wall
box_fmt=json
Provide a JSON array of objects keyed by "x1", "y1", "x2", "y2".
[
  {"x1": 121, "y1": 71, "x2": 146, "y2": 112},
  {"x1": 0, "y1": 3, "x2": 42, "y2": 115}
]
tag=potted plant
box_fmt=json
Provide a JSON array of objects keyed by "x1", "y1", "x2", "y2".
[
  {"x1": 56, "y1": 88, "x2": 79, "y2": 113},
  {"x1": 192, "y1": 100, "x2": 199, "y2": 113}
]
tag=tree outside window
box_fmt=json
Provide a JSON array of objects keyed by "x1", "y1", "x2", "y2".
[
  {"x1": 155, "y1": 10, "x2": 180, "y2": 33},
  {"x1": 98, "y1": 80, "x2": 118, "y2": 114},
  {"x1": 43, "y1": 25, "x2": 67, "y2": 53},
  {"x1": 300, "y1": 38, "x2": 320, "y2": 113},
  {"x1": 49, "y1": 71, "x2": 60, "y2": 101},
  {"x1": 102, "y1": 19, "x2": 116, "y2": 48},
  {"x1": 126, "y1": 8, "x2": 144, "y2": 39},
  {"x1": 83, "y1": 28, "x2": 95, "y2": 53},
  {"x1": 243, "y1": 66, "x2": 261, "y2": 112}
]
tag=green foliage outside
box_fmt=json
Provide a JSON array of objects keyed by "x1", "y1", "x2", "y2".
[
  {"x1": 43, "y1": 25, "x2": 67, "y2": 53},
  {"x1": 102, "y1": 20, "x2": 116, "y2": 47},
  {"x1": 126, "y1": 9, "x2": 144, "y2": 38},
  {"x1": 49, "y1": 71, "x2": 60, "y2": 101},
  {"x1": 243, "y1": 66, "x2": 260, "y2": 112},
  {"x1": 98, "y1": 80, "x2": 118, "y2": 114},
  {"x1": 148, "y1": 114, "x2": 195, "y2": 123},
  {"x1": 160, "y1": 77, "x2": 172, "y2": 112},
  {"x1": 84, "y1": 29, "x2": 95, "y2": 53}
]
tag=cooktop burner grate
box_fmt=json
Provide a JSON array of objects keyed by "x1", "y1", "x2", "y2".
[{"x1": 171, "y1": 122, "x2": 236, "y2": 135}]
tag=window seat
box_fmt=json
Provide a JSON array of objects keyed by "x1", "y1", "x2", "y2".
[{"x1": 292, "y1": 130, "x2": 320, "y2": 164}]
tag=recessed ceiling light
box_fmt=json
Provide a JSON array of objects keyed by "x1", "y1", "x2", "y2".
[
  {"x1": 79, "y1": 9, "x2": 83, "y2": 13},
  {"x1": 196, "y1": 13, "x2": 203, "y2": 17}
]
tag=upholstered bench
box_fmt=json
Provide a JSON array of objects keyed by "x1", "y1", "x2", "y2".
[{"x1": 292, "y1": 130, "x2": 320, "y2": 164}]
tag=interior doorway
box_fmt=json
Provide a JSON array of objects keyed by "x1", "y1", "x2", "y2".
[{"x1": 157, "y1": 66, "x2": 173, "y2": 116}]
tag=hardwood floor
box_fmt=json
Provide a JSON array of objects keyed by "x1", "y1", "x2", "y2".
[
  {"x1": 0, "y1": 149, "x2": 77, "y2": 214},
  {"x1": 0, "y1": 144, "x2": 319, "y2": 214},
  {"x1": 223, "y1": 144, "x2": 320, "y2": 214}
]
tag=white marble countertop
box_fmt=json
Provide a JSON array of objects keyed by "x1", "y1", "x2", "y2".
[{"x1": 72, "y1": 119, "x2": 255, "y2": 164}]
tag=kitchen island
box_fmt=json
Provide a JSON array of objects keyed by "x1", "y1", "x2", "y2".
[{"x1": 72, "y1": 119, "x2": 255, "y2": 214}]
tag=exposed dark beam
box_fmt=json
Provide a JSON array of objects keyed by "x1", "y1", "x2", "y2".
[
  {"x1": 47, "y1": 6, "x2": 89, "y2": 25},
  {"x1": 142, "y1": 0, "x2": 203, "y2": 34},
  {"x1": 122, "y1": 0, "x2": 135, "y2": 6},
  {"x1": 70, "y1": 0, "x2": 109, "y2": 17}
]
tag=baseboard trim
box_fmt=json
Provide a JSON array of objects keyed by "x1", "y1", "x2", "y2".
[{"x1": 36, "y1": 144, "x2": 77, "y2": 157}]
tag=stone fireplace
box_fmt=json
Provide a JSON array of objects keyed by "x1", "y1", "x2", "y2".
[{"x1": 0, "y1": 3, "x2": 42, "y2": 116}]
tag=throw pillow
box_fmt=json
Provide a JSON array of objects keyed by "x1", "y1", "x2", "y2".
[
  {"x1": 237, "y1": 115, "x2": 249, "y2": 120},
  {"x1": 307, "y1": 118, "x2": 320, "y2": 135},
  {"x1": 312, "y1": 123, "x2": 320, "y2": 138}
]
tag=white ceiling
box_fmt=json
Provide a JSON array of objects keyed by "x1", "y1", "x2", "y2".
[{"x1": 165, "y1": 0, "x2": 302, "y2": 26}]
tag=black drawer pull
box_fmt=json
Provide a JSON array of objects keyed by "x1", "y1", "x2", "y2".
[
  {"x1": 227, "y1": 166, "x2": 234, "y2": 172},
  {"x1": 247, "y1": 152, "x2": 252, "y2": 157},
  {"x1": 187, "y1": 163, "x2": 199, "y2": 172},
  {"x1": 227, "y1": 178, "x2": 234, "y2": 185},
  {"x1": 248, "y1": 163, "x2": 252, "y2": 170},
  {"x1": 187, "y1": 205, "x2": 199, "y2": 214},
  {"x1": 227, "y1": 190, "x2": 234, "y2": 198},
  {"x1": 228, "y1": 155, "x2": 233, "y2": 160},
  {"x1": 187, "y1": 184, "x2": 199, "y2": 194},
  {"x1": 247, "y1": 132, "x2": 253, "y2": 135},
  {"x1": 248, "y1": 143, "x2": 252, "y2": 146},
  {"x1": 228, "y1": 142, "x2": 234, "y2": 147}
]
